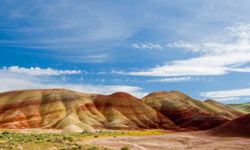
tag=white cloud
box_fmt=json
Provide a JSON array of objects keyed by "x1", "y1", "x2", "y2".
[
  {"x1": 62, "y1": 54, "x2": 111, "y2": 63},
  {"x1": 0, "y1": 70, "x2": 146, "y2": 98},
  {"x1": 90, "y1": 69, "x2": 129, "y2": 75},
  {"x1": 228, "y1": 67, "x2": 250, "y2": 73},
  {"x1": 132, "y1": 42, "x2": 162, "y2": 49},
  {"x1": 130, "y1": 24, "x2": 250, "y2": 76},
  {"x1": 166, "y1": 41, "x2": 202, "y2": 53},
  {"x1": 0, "y1": 1, "x2": 141, "y2": 63},
  {"x1": 110, "y1": 69, "x2": 129, "y2": 75},
  {"x1": 200, "y1": 87, "x2": 250, "y2": 102},
  {"x1": 147, "y1": 76, "x2": 192, "y2": 83},
  {"x1": 1, "y1": 66, "x2": 83, "y2": 76},
  {"x1": 213, "y1": 97, "x2": 241, "y2": 102},
  {"x1": 0, "y1": 1, "x2": 135, "y2": 50}
]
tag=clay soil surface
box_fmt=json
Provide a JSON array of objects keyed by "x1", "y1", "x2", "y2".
[{"x1": 82, "y1": 131, "x2": 250, "y2": 150}]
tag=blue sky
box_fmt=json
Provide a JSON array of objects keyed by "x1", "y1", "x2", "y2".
[{"x1": 1, "y1": 0, "x2": 250, "y2": 103}]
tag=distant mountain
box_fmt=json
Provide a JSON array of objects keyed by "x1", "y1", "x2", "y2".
[
  {"x1": 210, "y1": 113, "x2": 250, "y2": 137},
  {"x1": 142, "y1": 91, "x2": 243, "y2": 130},
  {"x1": 228, "y1": 102, "x2": 250, "y2": 114},
  {"x1": 205, "y1": 99, "x2": 244, "y2": 116},
  {"x1": 0, "y1": 89, "x2": 243, "y2": 131}
]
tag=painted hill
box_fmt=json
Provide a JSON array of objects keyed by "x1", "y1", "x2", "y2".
[
  {"x1": 0, "y1": 89, "x2": 175, "y2": 132},
  {"x1": 228, "y1": 102, "x2": 250, "y2": 114},
  {"x1": 0, "y1": 89, "x2": 244, "y2": 131},
  {"x1": 94, "y1": 92, "x2": 175, "y2": 129},
  {"x1": 142, "y1": 91, "x2": 243, "y2": 130},
  {"x1": 210, "y1": 114, "x2": 250, "y2": 137}
]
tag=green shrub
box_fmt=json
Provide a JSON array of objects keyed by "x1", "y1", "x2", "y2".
[
  {"x1": 121, "y1": 146, "x2": 131, "y2": 150},
  {"x1": 87, "y1": 145, "x2": 100, "y2": 150},
  {"x1": 2, "y1": 131, "x2": 10, "y2": 135},
  {"x1": 63, "y1": 136, "x2": 74, "y2": 142}
]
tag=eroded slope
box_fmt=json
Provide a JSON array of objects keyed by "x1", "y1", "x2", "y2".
[
  {"x1": 0, "y1": 89, "x2": 175, "y2": 131},
  {"x1": 142, "y1": 91, "x2": 243, "y2": 130},
  {"x1": 210, "y1": 113, "x2": 250, "y2": 137}
]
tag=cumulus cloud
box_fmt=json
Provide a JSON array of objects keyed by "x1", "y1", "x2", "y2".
[
  {"x1": 200, "y1": 87, "x2": 250, "y2": 102},
  {"x1": 1, "y1": 66, "x2": 83, "y2": 76},
  {"x1": 130, "y1": 24, "x2": 250, "y2": 76}
]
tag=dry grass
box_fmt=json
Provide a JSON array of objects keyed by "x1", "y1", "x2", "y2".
[{"x1": 0, "y1": 129, "x2": 164, "y2": 149}]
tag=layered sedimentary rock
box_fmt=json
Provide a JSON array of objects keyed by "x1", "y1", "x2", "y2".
[
  {"x1": 94, "y1": 92, "x2": 175, "y2": 129},
  {"x1": 210, "y1": 114, "x2": 250, "y2": 137},
  {"x1": 0, "y1": 89, "x2": 244, "y2": 131},
  {"x1": 0, "y1": 89, "x2": 175, "y2": 131},
  {"x1": 142, "y1": 91, "x2": 243, "y2": 130}
]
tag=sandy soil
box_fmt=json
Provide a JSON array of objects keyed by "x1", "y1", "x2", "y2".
[{"x1": 82, "y1": 131, "x2": 250, "y2": 150}]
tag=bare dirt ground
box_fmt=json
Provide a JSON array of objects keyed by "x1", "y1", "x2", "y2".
[{"x1": 82, "y1": 131, "x2": 250, "y2": 150}]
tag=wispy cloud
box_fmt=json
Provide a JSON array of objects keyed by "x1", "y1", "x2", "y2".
[
  {"x1": 1, "y1": 66, "x2": 83, "y2": 76},
  {"x1": 130, "y1": 24, "x2": 250, "y2": 76},
  {"x1": 0, "y1": 69, "x2": 147, "y2": 98},
  {"x1": 0, "y1": 1, "x2": 139, "y2": 63},
  {"x1": 228, "y1": 67, "x2": 250, "y2": 73},
  {"x1": 200, "y1": 88, "x2": 250, "y2": 102},
  {"x1": 132, "y1": 42, "x2": 162, "y2": 49},
  {"x1": 60, "y1": 54, "x2": 111, "y2": 63},
  {"x1": 91, "y1": 69, "x2": 129, "y2": 76},
  {"x1": 147, "y1": 76, "x2": 192, "y2": 83},
  {"x1": 0, "y1": 1, "x2": 135, "y2": 49}
]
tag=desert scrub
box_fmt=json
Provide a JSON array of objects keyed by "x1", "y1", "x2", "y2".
[
  {"x1": 87, "y1": 145, "x2": 100, "y2": 150},
  {"x1": 86, "y1": 145, "x2": 111, "y2": 150},
  {"x1": 63, "y1": 135, "x2": 74, "y2": 142},
  {"x1": 79, "y1": 130, "x2": 163, "y2": 138},
  {"x1": 0, "y1": 130, "x2": 162, "y2": 149},
  {"x1": 121, "y1": 146, "x2": 131, "y2": 150},
  {"x1": 0, "y1": 131, "x2": 114, "y2": 150},
  {"x1": 0, "y1": 132, "x2": 77, "y2": 149}
]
